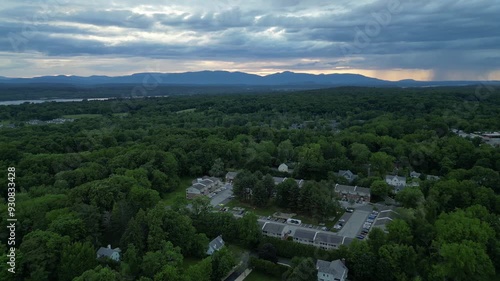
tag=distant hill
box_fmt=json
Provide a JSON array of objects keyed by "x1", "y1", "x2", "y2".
[{"x1": 0, "y1": 71, "x2": 498, "y2": 87}]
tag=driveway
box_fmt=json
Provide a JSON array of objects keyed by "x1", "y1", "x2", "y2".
[
  {"x1": 210, "y1": 183, "x2": 234, "y2": 206},
  {"x1": 337, "y1": 209, "x2": 371, "y2": 238}
]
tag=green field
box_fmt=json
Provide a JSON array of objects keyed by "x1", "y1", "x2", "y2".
[
  {"x1": 162, "y1": 177, "x2": 192, "y2": 205},
  {"x1": 62, "y1": 114, "x2": 102, "y2": 119},
  {"x1": 245, "y1": 270, "x2": 281, "y2": 281}
]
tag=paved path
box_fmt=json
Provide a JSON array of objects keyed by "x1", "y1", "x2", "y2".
[
  {"x1": 337, "y1": 209, "x2": 370, "y2": 238},
  {"x1": 234, "y1": 269, "x2": 253, "y2": 281}
]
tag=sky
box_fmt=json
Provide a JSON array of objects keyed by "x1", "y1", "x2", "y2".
[{"x1": 0, "y1": 0, "x2": 499, "y2": 81}]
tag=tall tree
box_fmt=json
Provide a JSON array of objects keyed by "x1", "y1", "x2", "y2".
[{"x1": 58, "y1": 242, "x2": 97, "y2": 281}]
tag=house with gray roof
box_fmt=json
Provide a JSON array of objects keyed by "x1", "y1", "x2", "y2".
[
  {"x1": 337, "y1": 170, "x2": 358, "y2": 183},
  {"x1": 186, "y1": 176, "x2": 221, "y2": 199},
  {"x1": 97, "y1": 245, "x2": 121, "y2": 262},
  {"x1": 206, "y1": 235, "x2": 225, "y2": 255},
  {"x1": 225, "y1": 172, "x2": 238, "y2": 183},
  {"x1": 372, "y1": 208, "x2": 400, "y2": 232},
  {"x1": 262, "y1": 222, "x2": 291, "y2": 239},
  {"x1": 293, "y1": 229, "x2": 317, "y2": 245},
  {"x1": 316, "y1": 259, "x2": 348, "y2": 281},
  {"x1": 426, "y1": 175, "x2": 440, "y2": 181},
  {"x1": 410, "y1": 171, "x2": 421, "y2": 178},
  {"x1": 314, "y1": 232, "x2": 344, "y2": 250},
  {"x1": 385, "y1": 175, "x2": 407, "y2": 193},
  {"x1": 334, "y1": 184, "x2": 371, "y2": 203}
]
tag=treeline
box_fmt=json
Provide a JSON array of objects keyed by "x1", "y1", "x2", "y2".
[{"x1": 0, "y1": 86, "x2": 498, "y2": 280}]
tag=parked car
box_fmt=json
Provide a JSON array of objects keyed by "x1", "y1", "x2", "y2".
[
  {"x1": 339, "y1": 219, "x2": 346, "y2": 223},
  {"x1": 356, "y1": 235, "x2": 365, "y2": 239},
  {"x1": 321, "y1": 227, "x2": 328, "y2": 231},
  {"x1": 333, "y1": 224, "x2": 342, "y2": 230},
  {"x1": 345, "y1": 208, "x2": 354, "y2": 213},
  {"x1": 367, "y1": 219, "x2": 374, "y2": 223}
]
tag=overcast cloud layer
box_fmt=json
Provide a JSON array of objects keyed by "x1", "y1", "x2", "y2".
[{"x1": 0, "y1": 0, "x2": 498, "y2": 80}]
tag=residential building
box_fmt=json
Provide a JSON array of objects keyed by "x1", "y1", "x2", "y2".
[
  {"x1": 426, "y1": 175, "x2": 440, "y2": 181},
  {"x1": 314, "y1": 232, "x2": 344, "y2": 250},
  {"x1": 225, "y1": 171, "x2": 238, "y2": 183},
  {"x1": 206, "y1": 235, "x2": 225, "y2": 255},
  {"x1": 278, "y1": 163, "x2": 289, "y2": 173},
  {"x1": 293, "y1": 229, "x2": 317, "y2": 245},
  {"x1": 334, "y1": 184, "x2": 371, "y2": 203},
  {"x1": 385, "y1": 175, "x2": 407, "y2": 192},
  {"x1": 372, "y1": 207, "x2": 399, "y2": 233},
  {"x1": 97, "y1": 245, "x2": 121, "y2": 262},
  {"x1": 186, "y1": 176, "x2": 221, "y2": 199},
  {"x1": 410, "y1": 171, "x2": 421, "y2": 178},
  {"x1": 262, "y1": 222, "x2": 291, "y2": 239},
  {"x1": 337, "y1": 170, "x2": 358, "y2": 183},
  {"x1": 316, "y1": 259, "x2": 348, "y2": 281}
]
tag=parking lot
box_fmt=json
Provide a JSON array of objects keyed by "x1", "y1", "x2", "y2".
[
  {"x1": 337, "y1": 209, "x2": 371, "y2": 238},
  {"x1": 209, "y1": 183, "x2": 234, "y2": 206}
]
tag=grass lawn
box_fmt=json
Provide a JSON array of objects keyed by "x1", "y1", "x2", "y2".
[
  {"x1": 162, "y1": 177, "x2": 192, "y2": 205},
  {"x1": 227, "y1": 244, "x2": 247, "y2": 259},
  {"x1": 245, "y1": 271, "x2": 281, "y2": 281},
  {"x1": 62, "y1": 114, "x2": 102, "y2": 119}
]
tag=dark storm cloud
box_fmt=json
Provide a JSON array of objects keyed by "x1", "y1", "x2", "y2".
[{"x1": 0, "y1": 0, "x2": 499, "y2": 78}]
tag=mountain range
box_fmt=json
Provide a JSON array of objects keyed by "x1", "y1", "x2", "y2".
[{"x1": 0, "y1": 71, "x2": 498, "y2": 87}]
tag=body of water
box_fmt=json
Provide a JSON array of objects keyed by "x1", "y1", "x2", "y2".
[{"x1": 0, "y1": 98, "x2": 110, "y2": 106}]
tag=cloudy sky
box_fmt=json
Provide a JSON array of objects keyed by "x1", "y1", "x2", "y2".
[{"x1": 0, "y1": 0, "x2": 498, "y2": 80}]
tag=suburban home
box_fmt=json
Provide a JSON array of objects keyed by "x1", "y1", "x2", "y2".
[
  {"x1": 337, "y1": 170, "x2": 358, "y2": 183},
  {"x1": 410, "y1": 171, "x2": 421, "y2": 178},
  {"x1": 273, "y1": 177, "x2": 286, "y2": 185},
  {"x1": 262, "y1": 222, "x2": 291, "y2": 239},
  {"x1": 272, "y1": 177, "x2": 305, "y2": 188},
  {"x1": 206, "y1": 235, "x2": 225, "y2": 255},
  {"x1": 316, "y1": 259, "x2": 348, "y2": 281},
  {"x1": 334, "y1": 184, "x2": 371, "y2": 203},
  {"x1": 97, "y1": 245, "x2": 121, "y2": 262},
  {"x1": 225, "y1": 171, "x2": 238, "y2": 183},
  {"x1": 293, "y1": 229, "x2": 317, "y2": 245},
  {"x1": 278, "y1": 163, "x2": 289, "y2": 173},
  {"x1": 426, "y1": 175, "x2": 440, "y2": 181},
  {"x1": 314, "y1": 232, "x2": 344, "y2": 250},
  {"x1": 186, "y1": 176, "x2": 221, "y2": 199},
  {"x1": 385, "y1": 175, "x2": 407, "y2": 192}
]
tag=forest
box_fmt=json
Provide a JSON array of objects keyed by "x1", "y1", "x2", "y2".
[{"x1": 0, "y1": 86, "x2": 499, "y2": 281}]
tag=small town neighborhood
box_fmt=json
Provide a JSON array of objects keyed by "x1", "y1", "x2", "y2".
[{"x1": 150, "y1": 164, "x2": 439, "y2": 281}]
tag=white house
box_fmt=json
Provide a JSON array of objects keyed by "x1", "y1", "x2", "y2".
[
  {"x1": 316, "y1": 259, "x2": 348, "y2": 281},
  {"x1": 97, "y1": 245, "x2": 121, "y2": 262},
  {"x1": 206, "y1": 235, "x2": 225, "y2": 255},
  {"x1": 385, "y1": 175, "x2": 407, "y2": 192},
  {"x1": 278, "y1": 163, "x2": 289, "y2": 173}
]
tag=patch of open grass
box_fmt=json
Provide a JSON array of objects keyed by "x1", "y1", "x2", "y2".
[
  {"x1": 62, "y1": 114, "x2": 102, "y2": 119},
  {"x1": 162, "y1": 177, "x2": 192, "y2": 205}
]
